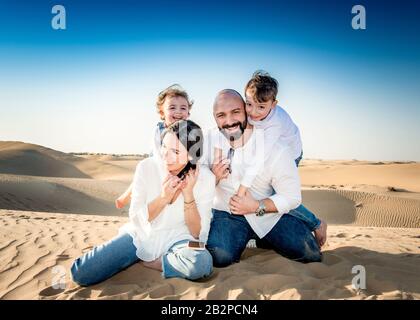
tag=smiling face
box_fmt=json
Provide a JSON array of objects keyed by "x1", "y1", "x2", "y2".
[
  {"x1": 245, "y1": 89, "x2": 277, "y2": 122},
  {"x1": 161, "y1": 132, "x2": 190, "y2": 173},
  {"x1": 213, "y1": 91, "x2": 247, "y2": 142},
  {"x1": 160, "y1": 95, "x2": 190, "y2": 127}
]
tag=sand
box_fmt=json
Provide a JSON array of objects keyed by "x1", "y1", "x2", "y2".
[{"x1": 0, "y1": 141, "x2": 419, "y2": 300}]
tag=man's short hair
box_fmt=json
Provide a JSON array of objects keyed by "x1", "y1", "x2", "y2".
[
  {"x1": 245, "y1": 70, "x2": 278, "y2": 103},
  {"x1": 213, "y1": 89, "x2": 245, "y2": 110}
]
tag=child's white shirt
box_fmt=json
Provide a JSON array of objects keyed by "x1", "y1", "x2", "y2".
[
  {"x1": 248, "y1": 105, "x2": 302, "y2": 160},
  {"x1": 242, "y1": 105, "x2": 302, "y2": 188}
]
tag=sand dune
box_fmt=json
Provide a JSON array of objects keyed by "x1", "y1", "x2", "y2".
[
  {"x1": 302, "y1": 189, "x2": 420, "y2": 228},
  {"x1": 0, "y1": 141, "x2": 138, "y2": 181},
  {"x1": 0, "y1": 210, "x2": 419, "y2": 300},
  {"x1": 0, "y1": 142, "x2": 419, "y2": 300},
  {"x1": 300, "y1": 159, "x2": 420, "y2": 193},
  {"x1": 1, "y1": 173, "x2": 419, "y2": 227},
  {"x1": 0, "y1": 174, "x2": 127, "y2": 216}
]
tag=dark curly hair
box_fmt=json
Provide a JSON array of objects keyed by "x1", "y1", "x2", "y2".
[{"x1": 162, "y1": 120, "x2": 203, "y2": 165}]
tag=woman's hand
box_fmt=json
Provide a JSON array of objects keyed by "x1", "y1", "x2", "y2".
[
  {"x1": 182, "y1": 166, "x2": 199, "y2": 197},
  {"x1": 161, "y1": 174, "x2": 183, "y2": 203}
]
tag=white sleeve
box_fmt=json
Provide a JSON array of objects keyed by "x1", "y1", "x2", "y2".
[
  {"x1": 193, "y1": 167, "x2": 216, "y2": 243},
  {"x1": 128, "y1": 161, "x2": 152, "y2": 232},
  {"x1": 241, "y1": 128, "x2": 267, "y2": 188},
  {"x1": 268, "y1": 147, "x2": 302, "y2": 214},
  {"x1": 150, "y1": 125, "x2": 161, "y2": 158},
  {"x1": 262, "y1": 126, "x2": 282, "y2": 158}
]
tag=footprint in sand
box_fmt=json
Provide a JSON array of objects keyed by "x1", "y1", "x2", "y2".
[
  {"x1": 38, "y1": 285, "x2": 68, "y2": 299},
  {"x1": 69, "y1": 287, "x2": 101, "y2": 299},
  {"x1": 82, "y1": 246, "x2": 93, "y2": 252},
  {"x1": 334, "y1": 233, "x2": 349, "y2": 238},
  {"x1": 56, "y1": 254, "x2": 70, "y2": 261}
]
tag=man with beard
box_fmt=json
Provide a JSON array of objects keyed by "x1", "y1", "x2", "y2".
[{"x1": 205, "y1": 89, "x2": 322, "y2": 266}]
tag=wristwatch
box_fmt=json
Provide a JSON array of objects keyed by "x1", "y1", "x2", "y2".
[{"x1": 255, "y1": 200, "x2": 266, "y2": 217}]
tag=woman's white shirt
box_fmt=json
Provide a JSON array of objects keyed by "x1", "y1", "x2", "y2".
[{"x1": 119, "y1": 156, "x2": 216, "y2": 262}]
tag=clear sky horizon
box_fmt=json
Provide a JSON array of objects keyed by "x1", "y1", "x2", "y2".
[{"x1": 1, "y1": 0, "x2": 419, "y2": 161}]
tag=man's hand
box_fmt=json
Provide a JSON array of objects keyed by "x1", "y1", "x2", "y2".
[{"x1": 229, "y1": 191, "x2": 259, "y2": 215}]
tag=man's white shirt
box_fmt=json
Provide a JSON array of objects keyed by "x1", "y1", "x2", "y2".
[{"x1": 204, "y1": 127, "x2": 302, "y2": 238}]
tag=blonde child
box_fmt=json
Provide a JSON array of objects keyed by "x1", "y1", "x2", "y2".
[{"x1": 115, "y1": 84, "x2": 193, "y2": 209}]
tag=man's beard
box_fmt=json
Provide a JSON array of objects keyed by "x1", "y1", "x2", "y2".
[{"x1": 219, "y1": 119, "x2": 247, "y2": 143}]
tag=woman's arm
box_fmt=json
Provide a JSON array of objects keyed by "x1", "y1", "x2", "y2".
[
  {"x1": 147, "y1": 195, "x2": 170, "y2": 222},
  {"x1": 183, "y1": 190, "x2": 201, "y2": 239},
  {"x1": 182, "y1": 169, "x2": 202, "y2": 239},
  {"x1": 147, "y1": 175, "x2": 183, "y2": 222}
]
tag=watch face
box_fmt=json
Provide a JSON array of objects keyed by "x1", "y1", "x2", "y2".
[{"x1": 256, "y1": 201, "x2": 265, "y2": 216}]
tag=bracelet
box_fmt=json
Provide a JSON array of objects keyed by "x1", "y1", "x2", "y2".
[{"x1": 184, "y1": 199, "x2": 196, "y2": 205}]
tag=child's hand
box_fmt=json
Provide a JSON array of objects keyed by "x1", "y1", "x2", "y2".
[
  {"x1": 211, "y1": 149, "x2": 230, "y2": 185},
  {"x1": 229, "y1": 191, "x2": 259, "y2": 215}
]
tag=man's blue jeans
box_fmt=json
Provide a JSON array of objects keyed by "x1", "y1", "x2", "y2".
[
  {"x1": 207, "y1": 209, "x2": 322, "y2": 267},
  {"x1": 71, "y1": 233, "x2": 213, "y2": 286}
]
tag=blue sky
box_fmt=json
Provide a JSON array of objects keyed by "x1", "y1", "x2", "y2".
[{"x1": 0, "y1": 0, "x2": 419, "y2": 160}]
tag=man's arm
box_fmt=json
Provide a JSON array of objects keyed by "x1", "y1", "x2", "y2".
[{"x1": 229, "y1": 193, "x2": 278, "y2": 214}]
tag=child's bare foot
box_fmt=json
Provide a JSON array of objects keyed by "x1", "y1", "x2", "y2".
[
  {"x1": 314, "y1": 220, "x2": 328, "y2": 247},
  {"x1": 115, "y1": 189, "x2": 132, "y2": 209},
  {"x1": 115, "y1": 184, "x2": 133, "y2": 209},
  {"x1": 115, "y1": 194, "x2": 131, "y2": 209},
  {"x1": 115, "y1": 198, "x2": 125, "y2": 209},
  {"x1": 142, "y1": 257, "x2": 163, "y2": 272}
]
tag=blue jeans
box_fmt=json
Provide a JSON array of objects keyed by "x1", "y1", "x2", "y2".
[
  {"x1": 292, "y1": 149, "x2": 322, "y2": 231},
  {"x1": 71, "y1": 233, "x2": 213, "y2": 286},
  {"x1": 207, "y1": 209, "x2": 322, "y2": 267},
  {"x1": 295, "y1": 150, "x2": 303, "y2": 167},
  {"x1": 290, "y1": 204, "x2": 321, "y2": 231}
]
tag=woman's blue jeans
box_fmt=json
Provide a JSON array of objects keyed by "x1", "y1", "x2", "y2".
[{"x1": 71, "y1": 233, "x2": 213, "y2": 286}]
